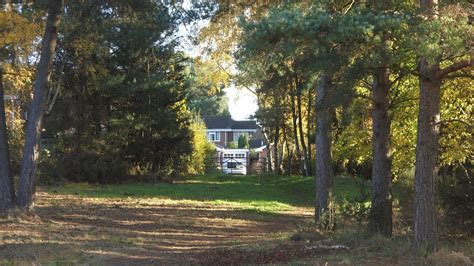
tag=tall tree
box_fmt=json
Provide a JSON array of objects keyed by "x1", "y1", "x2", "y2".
[
  {"x1": 413, "y1": 0, "x2": 472, "y2": 251},
  {"x1": 0, "y1": 67, "x2": 15, "y2": 213},
  {"x1": 368, "y1": 0, "x2": 394, "y2": 236},
  {"x1": 369, "y1": 66, "x2": 392, "y2": 235},
  {"x1": 289, "y1": 77, "x2": 306, "y2": 176},
  {"x1": 315, "y1": 74, "x2": 334, "y2": 225},
  {"x1": 296, "y1": 75, "x2": 309, "y2": 176},
  {"x1": 17, "y1": 0, "x2": 63, "y2": 210}
]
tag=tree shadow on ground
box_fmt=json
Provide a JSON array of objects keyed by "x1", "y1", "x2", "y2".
[{"x1": 0, "y1": 192, "x2": 311, "y2": 264}]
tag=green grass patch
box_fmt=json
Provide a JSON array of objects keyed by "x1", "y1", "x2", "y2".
[{"x1": 46, "y1": 174, "x2": 372, "y2": 214}]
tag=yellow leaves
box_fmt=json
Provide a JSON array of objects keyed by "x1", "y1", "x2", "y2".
[
  {"x1": 194, "y1": 58, "x2": 230, "y2": 94},
  {"x1": 439, "y1": 78, "x2": 473, "y2": 165},
  {"x1": 185, "y1": 117, "x2": 215, "y2": 175},
  {"x1": 0, "y1": 11, "x2": 40, "y2": 48},
  {"x1": 2, "y1": 63, "x2": 34, "y2": 97}
]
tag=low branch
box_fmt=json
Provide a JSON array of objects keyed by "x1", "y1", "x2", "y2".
[
  {"x1": 444, "y1": 71, "x2": 473, "y2": 79},
  {"x1": 436, "y1": 59, "x2": 473, "y2": 79},
  {"x1": 434, "y1": 119, "x2": 472, "y2": 127},
  {"x1": 389, "y1": 96, "x2": 418, "y2": 109},
  {"x1": 306, "y1": 244, "x2": 350, "y2": 252}
]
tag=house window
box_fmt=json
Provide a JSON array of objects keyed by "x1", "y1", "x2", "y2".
[
  {"x1": 208, "y1": 131, "x2": 220, "y2": 142},
  {"x1": 233, "y1": 131, "x2": 249, "y2": 142}
]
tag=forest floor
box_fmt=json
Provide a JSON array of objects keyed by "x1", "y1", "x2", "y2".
[{"x1": 0, "y1": 175, "x2": 472, "y2": 265}]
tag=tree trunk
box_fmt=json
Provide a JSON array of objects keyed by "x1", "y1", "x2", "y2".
[
  {"x1": 263, "y1": 128, "x2": 273, "y2": 173},
  {"x1": 290, "y1": 82, "x2": 306, "y2": 176},
  {"x1": 414, "y1": 59, "x2": 441, "y2": 251},
  {"x1": 413, "y1": 0, "x2": 440, "y2": 251},
  {"x1": 0, "y1": 68, "x2": 15, "y2": 213},
  {"x1": 273, "y1": 124, "x2": 280, "y2": 175},
  {"x1": 307, "y1": 87, "x2": 313, "y2": 176},
  {"x1": 369, "y1": 67, "x2": 393, "y2": 236},
  {"x1": 315, "y1": 74, "x2": 334, "y2": 226},
  {"x1": 296, "y1": 81, "x2": 309, "y2": 176},
  {"x1": 283, "y1": 128, "x2": 292, "y2": 176},
  {"x1": 17, "y1": 0, "x2": 63, "y2": 211}
]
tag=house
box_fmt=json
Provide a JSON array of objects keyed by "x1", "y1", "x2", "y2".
[{"x1": 204, "y1": 117, "x2": 268, "y2": 174}]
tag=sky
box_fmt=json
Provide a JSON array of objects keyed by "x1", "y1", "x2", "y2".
[
  {"x1": 176, "y1": 12, "x2": 258, "y2": 121},
  {"x1": 224, "y1": 86, "x2": 258, "y2": 120}
]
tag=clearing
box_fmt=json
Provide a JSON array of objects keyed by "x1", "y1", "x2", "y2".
[
  {"x1": 1, "y1": 175, "x2": 319, "y2": 264},
  {"x1": 1, "y1": 175, "x2": 472, "y2": 265}
]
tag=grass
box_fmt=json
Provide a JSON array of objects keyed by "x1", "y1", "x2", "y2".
[
  {"x1": 3, "y1": 174, "x2": 472, "y2": 264},
  {"x1": 47, "y1": 174, "x2": 372, "y2": 214}
]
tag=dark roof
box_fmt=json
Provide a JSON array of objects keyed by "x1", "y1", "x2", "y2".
[
  {"x1": 204, "y1": 117, "x2": 258, "y2": 130},
  {"x1": 204, "y1": 117, "x2": 232, "y2": 129},
  {"x1": 232, "y1": 120, "x2": 257, "y2": 130},
  {"x1": 249, "y1": 127, "x2": 268, "y2": 148},
  {"x1": 250, "y1": 139, "x2": 267, "y2": 149}
]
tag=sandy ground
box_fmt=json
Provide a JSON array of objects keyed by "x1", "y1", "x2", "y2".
[{"x1": 0, "y1": 192, "x2": 312, "y2": 265}]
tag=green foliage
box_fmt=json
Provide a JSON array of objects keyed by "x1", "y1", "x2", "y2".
[
  {"x1": 410, "y1": 4, "x2": 472, "y2": 64},
  {"x1": 40, "y1": 0, "x2": 215, "y2": 182},
  {"x1": 184, "y1": 58, "x2": 231, "y2": 120},
  {"x1": 439, "y1": 78, "x2": 473, "y2": 166},
  {"x1": 439, "y1": 166, "x2": 473, "y2": 231},
  {"x1": 335, "y1": 184, "x2": 371, "y2": 225},
  {"x1": 182, "y1": 115, "x2": 216, "y2": 175},
  {"x1": 228, "y1": 141, "x2": 238, "y2": 149},
  {"x1": 40, "y1": 140, "x2": 128, "y2": 184},
  {"x1": 237, "y1": 134, "x2": 249, "y2": 149}
]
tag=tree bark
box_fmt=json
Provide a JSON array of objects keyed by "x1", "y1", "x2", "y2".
[
  {"x1": 17, "y1": 0, "x2": 63, "y2": 211},
  {"x1": 413, "y1": 59, "x2": 441, "y2": 251},
  {"x1": 0, "y1": 68, "x2": 15, "y2": 213},
  {"x1": 413, "y1": 0, "x2": 439, "y2": 251},
  {"x1": 273, "y1": 124, "x2": 280, "y2": 175},
  {"x1": 296, "y1": 80, "x2": 309, "y2": 176},
  {"x1": 283, "y1": 128, "x2": 292, "y2": 176},
  {"x1": 315, "y1": 74, "x2": 334, "y2": 225},
  {"x1": 290, "y1": 82, "x2": 306, "y2": 176},
  {"x1": 307, "y1": 87, "x2": 313, "y2": 176},
  {"x1": 369, "y1": 67, "x2": 393, "y2": 236},
  {"x1": 262, "y1": 128, "x2": 273, "y2": 172}
]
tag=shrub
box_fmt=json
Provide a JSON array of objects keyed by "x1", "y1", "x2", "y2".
[
  {"x1": 228, "y1": 141, "x2": 238, "y2": 149},
  {"x1": 439, "y1": 164, "x2": 473, "y2": 234},
  {"x1": 182, "y1": 116, "x2": 216, "y2": 175},
  {"x1": 40, "y1": 143, "x2": 129, "y2": 184},
  {"x1": 238, "y1": 134, "x2": 249, "y2": 148}
]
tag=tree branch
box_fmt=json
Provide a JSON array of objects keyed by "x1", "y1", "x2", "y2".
[
  {"x1": 216, "y1": 62, "x2": 257, "y2": 95},
  {"x1": 434, "y1": 119, "x2": 472, "y2": 127},
  {"x1": 436, "y1": 59, "x2": 473, "y2": 79}
]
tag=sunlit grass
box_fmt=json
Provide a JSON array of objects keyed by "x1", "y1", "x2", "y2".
[{"x1": 46, "y1": 174, "x2": 372, "y2": 214}]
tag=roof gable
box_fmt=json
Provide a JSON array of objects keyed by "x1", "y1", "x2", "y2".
[
  {"x1": 204, "y1": 117, "x2": 232, "y2": 129},
  {"x1": 231, "y1": 120, "x2": 257, "y2": 130},
  {"x1": 204, "y1": 117, "x2": 258, "y2": 130}
]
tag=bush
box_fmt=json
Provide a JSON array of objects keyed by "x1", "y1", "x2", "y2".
[
  {"x1": 439, "y1": 164, "x2": 473, "y2": 234},
  {"x1": 228, "y1": 141, "x2": 238, "y2": 149},
  {"x1": 238, "y1": 134, "x2": 249, "y2": 149},
  {"x1": 41, "y1": 147, "x2": 128, "y2": 184},
  {"x1": 182, "y1": 117, "x2": 216, "y2": 175},
  {"x1": 336, "y1": 186, "x2": 371, "y2": 225}
]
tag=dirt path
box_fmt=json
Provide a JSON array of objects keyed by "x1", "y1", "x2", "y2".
[{"x1": 0, "y1": 192, "x2": 312, "y2": 264}]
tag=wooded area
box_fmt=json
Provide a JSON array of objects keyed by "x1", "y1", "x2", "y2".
[{"x1": 0, "y1": 0, "x2": 472, "y2": 264}]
